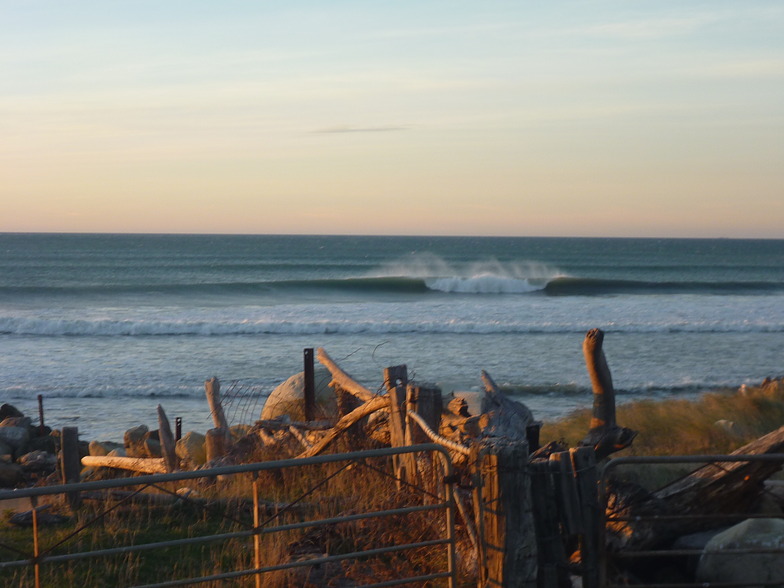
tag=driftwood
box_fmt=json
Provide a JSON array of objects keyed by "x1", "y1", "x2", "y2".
[
  {"x1": 607, "y1": 424, "x2": 784, "y2": 551},
  {"x1": 316, "y1": 347, "x2": 375, "y2": 402},
  {"x1": 297, "y1": 394, "x2": 389, "y2": 459},
  {"x1": 205, "y1": 377, "x2": 229, "y2": 430},
  {"x1": 479, "y1": 370, "x2": 536, "y2": 441},
  {"x1": 580, "y1": 329, "x2": 637, "y2": 459},
  {"x1": 157, "y1": 405, "x2": 177, "y2": 472},
  {"x1": 81, "y1": 455, "x2": 167, "y2": 474}
]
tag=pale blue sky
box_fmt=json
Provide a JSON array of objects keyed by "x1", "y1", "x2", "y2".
[{"x1": 2, "y1": 1, "x2": 783, "y2": 237}]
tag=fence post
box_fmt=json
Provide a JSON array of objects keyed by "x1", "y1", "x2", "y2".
[
  {"x1": 384, "y1": 365, "x2": 412, "y2": 486},
  {"x1": 572, "y1": 447, "x2": 600, "y2": 588},
  {"x1": 405, "y1": 384, "x2": 442, "y2": 488},
  {"x1": 529, "y1": 459, "x2": 570, "y2": 587},
  {"x1": 471, "y1": 438, "x2": 537, "y2": 587},
  {"x1": 60, "y1": 426, "x2": 82, "y2": 510},
  {"x1": 304, "y1": 348, "x2": 315, "y2": 422}
]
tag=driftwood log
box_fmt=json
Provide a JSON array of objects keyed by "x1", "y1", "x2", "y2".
[
  {"x1": 581, "y1": 329, "x2": 637, "y2": 460},
  {"x1": 316, "y1": 347, "x2": 375, "y2": 402},
  {"x1": 81, "y1": 455, "x2": 167, "y2": 474}
]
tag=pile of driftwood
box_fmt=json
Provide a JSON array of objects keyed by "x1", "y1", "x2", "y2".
[{"x1": 76, "y1": 329, "x2": 784, "y2": 587}]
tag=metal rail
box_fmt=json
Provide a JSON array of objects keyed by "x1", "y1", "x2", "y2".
[
  {"x1": 0, "y1": 444, "x2": 458, "y2": 588},
  {"x1": 599, "y1": 454, "x2": 784, "y2": 588}
]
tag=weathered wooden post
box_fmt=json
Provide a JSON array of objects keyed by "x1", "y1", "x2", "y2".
[
  {"x1": 384, "y1": 365, "x2": 412, "y2": 486},
  {"x1": 60, "y1": 426, "x2": 81, "y2": 509},
  {"x1": 157, "y1": 405, "x2": 178, "y2": 473},
  {"x1": 471, "y1": 439, "x2": 537, "y2": 587},
  {"x1": 37, "y1": 394, "x2": 45, "y2": 435},
  {"x1": 529, "y1": 459, "x2": 570, "y2": 587},
  {"x1": 303, "y1": 348, "x2": 315, "y2": 422},
  {"x1": 572, "y1": 447, "x2": 600, "y2": 588},
  {"x1": 205, "y1": 376, "x2": 231, "y2": 448}
]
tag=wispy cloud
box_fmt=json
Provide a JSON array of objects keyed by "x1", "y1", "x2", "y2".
[{"x1": 313, "y1": 125, "x2": 409, "y2": 134}]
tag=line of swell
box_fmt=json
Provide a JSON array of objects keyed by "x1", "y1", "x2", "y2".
[
  {"x1": 544, "y1": 277, "x2": 784, "y2": 296},
  {"x1": 2, "y1": 318, "x2": 782, "y2": 337},
  {"x1": 0, "y1": 277, "x2": 431, "y2": 297}
]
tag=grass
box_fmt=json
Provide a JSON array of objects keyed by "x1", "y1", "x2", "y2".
[
  {"x1": 1, "y1": 439, "x2": 463, "y2": 587},
  {"x1": 541, "y1": 378, "x2": 784, "y2": 489}
]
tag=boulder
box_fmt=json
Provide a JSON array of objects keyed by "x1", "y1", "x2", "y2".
[
  {"x1": 0, "y1": 426, "x2": 30, "y2": 455},
  {"x1": 0, "y1": 439, "x2": 13, "y2": 461},
  {"x1": 88, "y1": 440, "x2": 124, "y2": 457},
  {"x1": 0, "y1": 416, "x2": 32, "y2": 429},
  {"x1": 697, "y1": 518, "x2": 784, "y2": 586},
  {"x1": 143, "y1": 437, "x2": 162, "y2": 458},
  {"x1": 0, "y1": 462, "x2": 24, "y2": 487},
  {"x1": 18, "y1": 450, "x2": 58, "y2": 470},
  {"x1": 175, "y1": 431, "x2": 206, "y2": 466},
  {"x1": 124, "y1": 425, "x2": 149, "y2": 457},
  {"x1": 261, "y1": 366, "x2": 337, "y2": 421},
  {"x1": 0, "y1": 403, "x2": 23, "y2": 420}
]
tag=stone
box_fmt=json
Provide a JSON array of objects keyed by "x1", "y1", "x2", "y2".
[
  {"x1": 18, "y1": 450, "x2": 58, "y2": 470},
  {"x1": 88, "y1": 440, "x2": 124, "y2": 457},
  {"x1": 0, "y1": 403, "x2": 23, "y2": 420},
  {"x1": 697, "y1": 518, "x2": 784, "y2": 586},
  {"x1": 175, "y1": 431, "x2": 207, "y2": 466},
  {"x1": 0, "y1": 416, "x2": 32, "y2": 429},
  {"x1": 229, "y1": 424, "x2": 251, "y2": 441},
  {"x1": 107, "y1": 447, "x2": 127, "y2": 457},
  {"x1": 28, "y1": 434, "x2": 56, "y2": 454},
  {"x1": 714, "y1": 419, "x2": 742, "y2": 436},
  {"x1": 0, "y1": 426, "x2": 30, "y2": 453},
  {"x1": 0, "y1": 439, "x2": 13, "y2": 461},
  {"x1": 260, "y1": 366, "x2": 337, "y2": 421},
  {"x1": 124, "y1": 424, "x2": 149, "y2": 457},
  {"x1": 143, "y1": 437, "x2": 162, "y2": 458},
  {"x1": 0, "y1": 462, "x2": 24, "y2": 487}
]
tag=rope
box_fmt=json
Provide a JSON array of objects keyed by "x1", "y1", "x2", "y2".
[{"x1": 407, "y1": 411, "x2": 471, "y2": 456}]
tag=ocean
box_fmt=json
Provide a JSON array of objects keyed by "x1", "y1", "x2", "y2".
[{"x1": 1, "y1": 233, "x2": 782, "y2": 442}]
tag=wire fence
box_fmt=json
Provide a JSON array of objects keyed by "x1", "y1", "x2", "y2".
[{"x1": 0, "y1": 445, "x2": 457, "y2": 588}]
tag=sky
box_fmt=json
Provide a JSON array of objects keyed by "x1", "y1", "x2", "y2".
[{"x1": 1, "y1": 1, "x2": 783, "y2": 238}]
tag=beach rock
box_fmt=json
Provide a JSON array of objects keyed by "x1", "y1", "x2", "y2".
[
  {"x1": 18, "y1": 450, "x2": 58, "y2": 470},
  {"x1": 230, "y1": 424, "x2": 252, "y2": 441},
  {"x1": 143, "y1": 437, "x2": 162, "y2": 458},
  {"x1": 0, "y1": 426, "x2": 30, "y2": 454},
  {"x1": 0, "y1": 403, "x2": 23, "y2": 420},
  {"x1": 107, "y1": 447, "x2": 127, "y2": 457},
  {"x1": 0, "y1": 439, "x2": 13, "y2": 461},
  {"x1": 697, "y1": 518, "x2": 784, "y2": 586},
  {"x1": 88, "y1": 440, "x2": 124, "y2": 457},
  {"x1": 714, "y1": 419, "x2": 742, "y2": 436},
  {"x1": 28, "y1": 434, "x2": 56, "y2": 455},
  {"x1": 261, "y1": 366, "x2": 337, "y2": 422},
  {"x1": 0, "y1": 416, "x2": 32, "y2": 429},
  {"x1": 176, "y1": 431, "x2": 206, "y2": 466},
  {"x1": 0, "y1": 462, "x2": 24, "y2": 487},
  {"x1": 124, "y1": 424, "x2": 149, "y2": 457}
]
